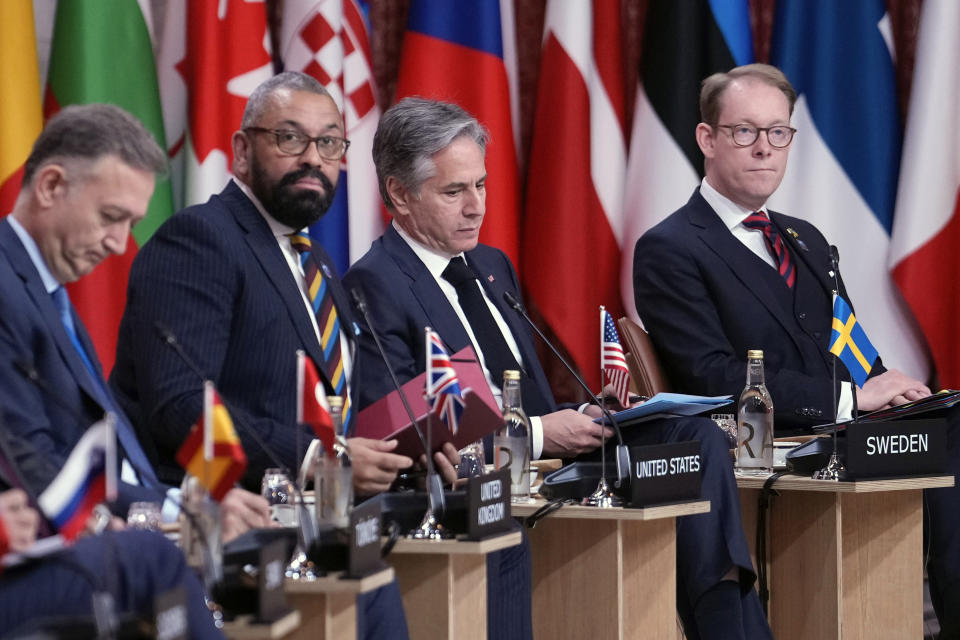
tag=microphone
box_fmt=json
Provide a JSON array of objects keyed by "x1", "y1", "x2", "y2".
[
  {"x1": 153, "y1": 322, "x2": 316, "y2": 545},
  {"x1": 350, "y1": 287, "x2": 445, "y2": 514},
  {"x1": 501, "y1": 290, "x2": 631, "y2": 487}
]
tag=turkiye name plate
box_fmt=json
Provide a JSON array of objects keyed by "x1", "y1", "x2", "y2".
[
  {"x1": 845, "y1": 418, "x2": 947, "y2": 479},
  {"x1": 629, "y1": 441, "x2": 702, "y2": 507}
]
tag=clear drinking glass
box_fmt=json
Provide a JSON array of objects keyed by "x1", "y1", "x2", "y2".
[
  {"x1": 457, "y1": 441, "x2": 486, "y2": 479},
  {"x1": 261, "y1": 468, "x2": 297, "y2": 527},
  {"x1": 711, "y1": 413, "x2": 738, "y2": 449},
  {"x1": 126, "y1": 501, "x2": 162, "y2": 530}
]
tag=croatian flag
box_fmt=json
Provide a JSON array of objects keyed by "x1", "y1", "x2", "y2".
[
  {"x1": 424, "y1": 328, "x2": 466, "y2": 435},
  {"x1": 281, "y1": 0, "x2": 384, "y2": 274},
  {"x1": 38, "y1": 419, "x2": 115, "y2": 541},
  {"x1": 622, "y1": 0, "x2": 753, "y2": 323},
  {"x1": 768, "y1": 0, "x2": 929, "y2": 380},
  {"x1": 395, "y1": 0, "x2": 521, "y2": 271}
]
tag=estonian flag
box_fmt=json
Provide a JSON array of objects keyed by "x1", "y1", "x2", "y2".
[{"x1": 828, "y1": 294, "x2": 879, "y2": 387}]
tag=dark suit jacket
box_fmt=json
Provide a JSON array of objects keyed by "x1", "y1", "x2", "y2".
[
  {"x1": 344, "y1": 224, "x2": 555, "y2": 416},
  {"x1": 0, "y1": 218, "x2": 156, "y2": 513},
  {"x1": 110, "y1": 181, "x2": 360, "y2": 488},
  {"x1": 633, "y1": 189, "x2": 885, "y2": 433}
]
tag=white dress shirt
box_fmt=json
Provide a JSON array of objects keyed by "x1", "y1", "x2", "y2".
[
  {"x1": 393, "y1": 222, "x2": 546, "y2": 458},
  {"x1": 699, "y1": 178, "x2": 853, "y2": 420}
]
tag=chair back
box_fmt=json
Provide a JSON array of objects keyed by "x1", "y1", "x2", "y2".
[{"x1": 617, "y1": 317, "x2": 670, "y2": 397}]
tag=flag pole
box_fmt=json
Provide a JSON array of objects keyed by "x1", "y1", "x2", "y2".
[
  {"x1": 583, "y1": 306, "x2": 621, "y2": 507},
  {"x1": 409, "y1": 326, "x2": 448, "y2": 539}
]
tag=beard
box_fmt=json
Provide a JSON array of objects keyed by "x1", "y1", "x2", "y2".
[{"x1": 249, "y1": 159, "x2": 337, "y2": 230}]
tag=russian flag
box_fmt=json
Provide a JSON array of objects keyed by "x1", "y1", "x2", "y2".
[
  {"x1": 281, "y1": 0, "x2": 384, "y2": 275},
  {"x1": 622, "y1": 0, "x2": 753, "y2": 323},
  {"x1": 395, "y1": 0, "x2": 521, "y2": 271},
  {"x1": 890, "y1": 0, "x2": 960, "y2": 388},
  {"x1": 38, "y1": 419, "x2": 114, "y2": 541},
  {"x1": 768, "y1": 0, "x2": 929, "y2": 380}
]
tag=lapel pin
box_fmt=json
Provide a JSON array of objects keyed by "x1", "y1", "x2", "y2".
[
  {"x1": 352, "y1": 321, "x2": 361, "y2": 336},
  {"x1": 786, "y1": 227, "x2": 809, "y2": 251},
  {"x1": 321, "y1": 263, "x2": 333, "y2": 278},
  {"x1": 488, "y1": 274, "x2": 495, "y2": 283}
]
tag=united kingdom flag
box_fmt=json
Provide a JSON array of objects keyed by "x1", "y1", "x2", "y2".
[{"x1": 424, "y1": 328, "x2": 466, "y2": 435}]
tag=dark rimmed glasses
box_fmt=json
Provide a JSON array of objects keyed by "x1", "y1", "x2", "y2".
[
  {"x1": 245, "y1": 127, "x2": 351, "y2": 160},
  {"x1": 716, "y1": 123, "x2": 796, "y2": 148}
]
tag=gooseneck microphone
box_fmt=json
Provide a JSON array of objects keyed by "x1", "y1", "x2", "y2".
[
  {"x1": 154, "y1": 322, "x2": 316, "y2": 545},
  {"x1": 350, "y1": 287, "x2": 445, "y2": 514},
  {"x1": 502, "y1": 290, "x2": 631, "y2": 487}
]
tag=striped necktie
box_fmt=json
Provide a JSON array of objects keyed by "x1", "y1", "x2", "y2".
[
  {"x1": 288, "y1": 232, "x2": 352, "y2": 431},
  {"x1": 742, "y1": 211, "x2": 795, "y2": 288}
]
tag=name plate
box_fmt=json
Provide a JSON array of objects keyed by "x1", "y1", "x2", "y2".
[
  {"x1": 467, "y1": 469, "x2": 512, "y2": 539},
  {"x1": 845, "y1": 418, "x2": 947, "y2": 479},
  {"x1": 348, "y1": 498, "x2": 384, "y2": 577},
  {"x1": 258, "y1": 538, "x2": 288, "y2": 622},
  {"x1": 629, "y1": 441, "x2": 701, "y2": 507}
]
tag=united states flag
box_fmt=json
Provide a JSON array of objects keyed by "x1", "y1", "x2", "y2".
[
  {"x1": 601, "y1": 308, "x2": 631, "y2": 407},
  {"x1": 425, "y1": 328, "x2": 465, "y2": 435}
]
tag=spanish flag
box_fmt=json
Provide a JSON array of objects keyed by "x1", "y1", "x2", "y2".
[
  {"x1": 176, "y1": 382, "x2": 247, "y2": 501},
  {"x1": 829, "y1": 294, "x2": 879, "y2": 388}
]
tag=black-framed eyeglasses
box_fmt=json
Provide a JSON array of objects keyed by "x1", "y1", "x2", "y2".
[
  {"x1": 716, "y1": 123, "x2": 796, "y2": 148},
  {"x1": 245, "y1": 127, "x2": 351, "y2": 160}
]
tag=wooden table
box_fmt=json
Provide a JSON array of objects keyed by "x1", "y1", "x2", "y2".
[
  {"x1": 389, "y1": 529, "x2": 523, "y2": 640},
  {"x1": 222, "y1": 610, "x2": 301, "y2": 639},
  {"x1": 283, "y1": 567, "x2": 395, "y2": 640},
  {"x1": 738, "y1": 473, "x2": 954, "y2": 640},
  {"x1": 512, "y1": 498, "x2": 710, "y2": 640}
]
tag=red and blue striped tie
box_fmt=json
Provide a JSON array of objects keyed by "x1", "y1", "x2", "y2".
[{"x1": 742, "y1": 211, "x2": 795, "y2": 288}]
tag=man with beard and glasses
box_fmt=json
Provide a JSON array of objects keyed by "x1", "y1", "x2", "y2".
[{"x1": 109, "y1": 73, "x2": 455, "y2": 639}]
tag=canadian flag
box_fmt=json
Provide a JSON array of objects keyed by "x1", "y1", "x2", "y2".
[{"x1": 161, "y1": 0, "x2": 274, "y2": 208}]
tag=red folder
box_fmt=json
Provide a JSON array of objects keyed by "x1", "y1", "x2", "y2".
[{"x1": 356, "y1": 346, "x2": 503, "y2": 459}]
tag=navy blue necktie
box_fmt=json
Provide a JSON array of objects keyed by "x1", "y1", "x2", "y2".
[{"x1": 51, "y1": 286, "x2": 160, "y2": 489}]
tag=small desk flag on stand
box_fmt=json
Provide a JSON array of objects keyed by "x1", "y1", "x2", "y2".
[
  {"x1": 601, "y1": 307, "x2": 631, "y2": 407},
  {"x1": 425, "y1": 328, "x2": 466, "y2": 435},
  {"x1": 38, "y1": 417, "x2": 115, "y2": 541},
  {"x1": 297, "y1": 350, "x2": 336, "y2": 456},
  {"x1": 829, "y1": 294, "x2": 879, "y2": 387},
  {"x1": 176, "y1": 382, "x2": 247, "y2": 501}
]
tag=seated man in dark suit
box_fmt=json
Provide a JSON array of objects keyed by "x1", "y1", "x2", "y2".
[
  {"x1": 633, "y1": 63, "x2": 959, "y2": 636},
  {"x1": 0, "y1": 104, "x2": 269, "y2": 531},
  {"x1": 344, "y1": 97, "x2": 772, "y2": 640},
  {"x1": 110, "y1": 72, "x2": 433, "y2": 640}
]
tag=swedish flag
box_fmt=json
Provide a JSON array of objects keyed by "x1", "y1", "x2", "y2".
[{"x1": 828, "y1": 294, "x2": 879, "y2": 387}]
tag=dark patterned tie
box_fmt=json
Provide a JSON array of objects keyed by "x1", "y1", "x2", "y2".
[
  {"x1": 742, "y1": 211, "x2": 795, "y2": 288},
  {"x1": 288, "y1": 232, "x2": 352, "y2": 430}
]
